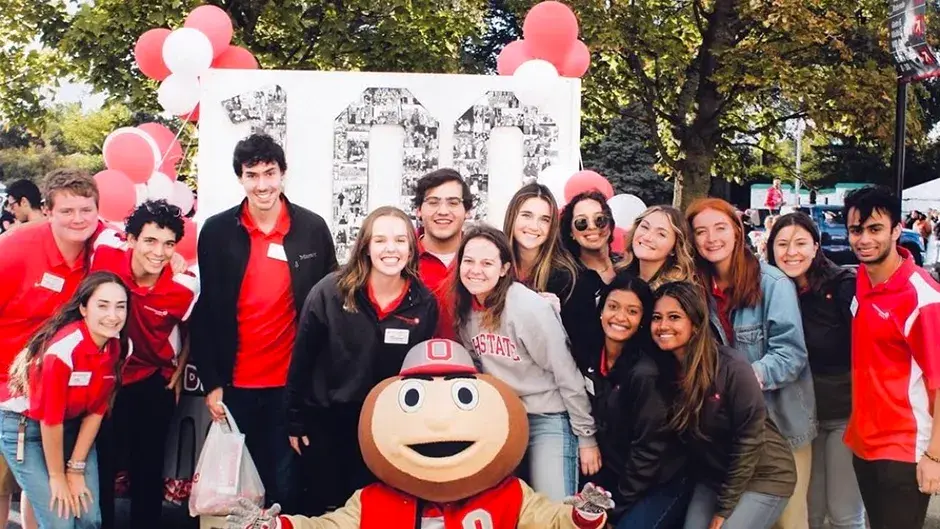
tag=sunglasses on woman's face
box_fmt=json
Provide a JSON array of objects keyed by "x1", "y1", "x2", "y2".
[{"x1": 573, "y1": 214, "x2": 610, "y2": 232}]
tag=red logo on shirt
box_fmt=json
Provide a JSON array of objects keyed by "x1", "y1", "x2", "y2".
[{"x1": 470, "y1": 334, "x2": 520, "y2": 362}]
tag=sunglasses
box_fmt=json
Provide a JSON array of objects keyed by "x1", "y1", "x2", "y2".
[{"x1": 573, "y1": 214, "x2": 611, "y2": 232}]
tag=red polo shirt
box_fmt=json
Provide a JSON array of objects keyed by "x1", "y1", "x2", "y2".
[
  {"x1": 367, "y1": 280, "x2": 409, "y2": 320},
  {"x1": 6, "y1": 321, "x2": 121, "y2": 425},
  {"x1": 417, "y1": 235, "x2": 457, "y2": 340},
  {"x1": 90, "y1": 236, "x2": 199, "y2": 385},
  {"x1": 0, "y1": 222, "x2": 98, "y2": 386},
  {"x1": 846, "y1": 247, "x2": 940, "y2": 463},
  {"x1": 232, "y1": 202, "x2": 296, "y2": 388}
]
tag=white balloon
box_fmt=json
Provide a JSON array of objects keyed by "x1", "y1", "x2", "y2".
[
  {"x1": 134, "y1": 183, "x2": 148, "y2": 206},
  {"x1": 157, "y1": 74, "x2": 201, "y2": 115},
  {"x1": 162, "y1": 28, "x2": 213, "y2": 77},
  {"x1": 169, "y1": 181, "x2": 195, "y2": 214},
  {"x1": 608, "y1": 193, "x2": 648, "y2": 228},
  {"x1": 537, "y1": 165, "x2": 575, "y2": 206},
  {"x1": 146, "y1": 172, "x2": 175, "y2": 201},
  {"x1": 512, "y1": 59, "x2": 559, "y2": 108}
]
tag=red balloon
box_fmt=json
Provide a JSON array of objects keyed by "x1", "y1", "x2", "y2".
[
  {"x1": 176, "y1": 218, "x2": 198, "y2": 264},
  {"x1": 103, "y1": 128, "x2": 159, "y2": 184},
  {"x1": 134, "y1": 28, "x2": 172, "y2": 81},
  {"x1": 559, "y1": 40, "x2": 591, "y2": 78},
  {"x1": 564, "y1": 170, "x2": 614, "y2": 202},
  {"x1": 523, "y1": 1, "x2": 580, "y2": 65},
  {"x1": 94, "y1": 170, "x2": 137, "y2": 222},
  {"x1": 137, "y1": 123, "x2": 183, "y2": 174},
  {"x1": 611, "y1": 227, "x2": 628, "y2": 255},
  {"x1": 178, "y1": 104, "x2": 200, "y2": 123},
  {"x1": 212, "y1": 46, "x2": 259, "y2": 69},
  {"x1": 496, "y1": 40, "x2": 534, "y2": 76},
  {"x1": 184, "y1": 5, "x2": 234, "y2": 58}
]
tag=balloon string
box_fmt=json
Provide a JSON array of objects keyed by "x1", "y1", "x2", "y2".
[
  {"x1": 157, "y1": 108, "x2": 197, "y2": 171},
  {"x1": 179, "y1": 121, "x2": 198, "y2": 179}
]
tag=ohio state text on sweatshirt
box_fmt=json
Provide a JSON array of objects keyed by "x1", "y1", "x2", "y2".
[{"x1": 459, "y1": 282, "x2": 597, "y2": 447}]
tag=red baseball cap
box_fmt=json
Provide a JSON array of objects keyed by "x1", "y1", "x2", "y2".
[{"x1": 399, "y1": 339, "x2": 479, "y2": 377}]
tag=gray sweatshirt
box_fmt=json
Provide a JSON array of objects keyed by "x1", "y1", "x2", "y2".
[{"x1": 459, "y1": 282, "x2": 597, "y2": 448}]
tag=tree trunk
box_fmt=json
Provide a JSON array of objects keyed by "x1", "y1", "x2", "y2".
[{"x1": 673, "y1": 141, "x2": 716, "y2": 210}]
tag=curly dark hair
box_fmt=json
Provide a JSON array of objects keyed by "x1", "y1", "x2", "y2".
[
  {"x1": 124, "y1": 200, "x2": 185, "y2": 242},
  {"x1": 232, "y1": 133, "x2": 287, "y2": 177},
  {"x1": 559, "y1": 190, "x2": 616, "y2": 258}
]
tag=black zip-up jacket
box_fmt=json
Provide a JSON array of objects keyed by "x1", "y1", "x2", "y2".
[
  {"x1": 689, "y1": 346, "x2": 797, "y2": 518},
  {"x1": 190, "y1": 197, "x2": 337, "y2": 393},
  {"x1": 582, "y1": 345, "x2": 686, "y2": 515},
  {"x1": 286, "y1": 271, "x2": 439, "y2": 436}
]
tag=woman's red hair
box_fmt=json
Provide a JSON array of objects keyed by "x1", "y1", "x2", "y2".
[{"x1": 685, "y1": 198, "x2": 762, "y2": 310}]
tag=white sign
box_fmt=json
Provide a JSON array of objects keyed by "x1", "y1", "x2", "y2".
[{"x1": 197, "y1": 70, "x2": 582, "y2": 262}]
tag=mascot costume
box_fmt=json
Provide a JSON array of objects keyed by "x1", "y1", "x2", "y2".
[{"x1": 226, "y1": 339, "x2": 614, "y2": 528}]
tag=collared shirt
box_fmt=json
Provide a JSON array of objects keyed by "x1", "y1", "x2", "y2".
[
  {"x1": 846, "y1": 247, "x2": 940, "y2": 462},
  {"x1": 90, "y1": 236, "x2": 199, "y2": 385},
  {"x1": 417, "y1": 235, "x2": 457, "y2": 340},
  {"x1": 7, "y1": 321, "x2": 120, "y2": 424},
  {"x1": 0, "y1": 222, "x2": 95, "y2": 385},
  {"x1": 366, "y1": 280, "x2": 410, "y2": 321},
  {"x1": 233, "y1": 201, "x2": 296, "y2": 388}
]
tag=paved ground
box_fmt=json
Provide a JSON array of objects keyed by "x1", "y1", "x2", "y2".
[{"x1": 4, "y1": 497, "x2": 940, "y2": 527}]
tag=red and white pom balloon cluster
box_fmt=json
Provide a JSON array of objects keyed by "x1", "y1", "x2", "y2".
[
  {"x1": 95, "y1": 123, "x2": 198, "y2": 261},
  {"x1": 495, "y1": 2, "x2": 590, "y2": 108},
  {"x1": 133, "y1": 5, "x2": 258, "y2": 121}
]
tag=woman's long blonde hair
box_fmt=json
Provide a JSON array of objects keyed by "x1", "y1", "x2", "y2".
[
  {"x1": 503, "y1": 184, "x2": 578, "y2": 300},
  {"x1": 622, "y1": 205, "x2": 698, "y2": 289},
  {"x1": 336, "y1": 206, "x2": 420, "y2": 312}
]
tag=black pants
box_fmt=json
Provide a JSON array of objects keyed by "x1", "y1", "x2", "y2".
[
  {"x1": 297, "y1": 403, "x2": 375, "y2": 515},
  {"x1": 223, "y1": 386, "x2": 295, "y2": 512},
  {"x1": 98, "y1": 373, "x2": 176, "y2": 529},
  {"x1": 853, "y1": 456, "x2": 931, "y2": 529}
]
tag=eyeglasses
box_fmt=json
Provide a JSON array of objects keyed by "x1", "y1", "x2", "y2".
[
  {"x1": 573, "y1": 214, "x2": 610, "y2": 232},
  {"x1": 422, "y1": 196, "x2": 464, "y2": 210}
]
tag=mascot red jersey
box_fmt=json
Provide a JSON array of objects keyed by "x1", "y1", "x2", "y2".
[{"x1": 225, "y1": 339, "x2": 613, "y2": 529}]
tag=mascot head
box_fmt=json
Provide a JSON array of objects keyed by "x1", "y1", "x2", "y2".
[{"x1": 358, "y1": 339, "x2": 528, "y2": 503}]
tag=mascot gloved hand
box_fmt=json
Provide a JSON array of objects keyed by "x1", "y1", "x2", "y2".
[{"x1": 225, "y1": 339, "x2": 614, "y2": 529}]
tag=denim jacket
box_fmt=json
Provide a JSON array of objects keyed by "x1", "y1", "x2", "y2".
[{"x1": 708, "y1": 262, "x2": 817, "y2": 449}]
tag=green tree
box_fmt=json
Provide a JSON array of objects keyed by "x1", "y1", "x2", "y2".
[
  {"x1": 42, "y1": 103, "x2": 134, "y2": 154},
  {"x1": 582, "y1": 104, "x2": 673, "y2": 205}
]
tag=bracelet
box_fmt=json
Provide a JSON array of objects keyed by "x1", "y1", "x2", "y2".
[
  {"x1": 66, "y1": 460, "x2": 86, "y2": 473},
  {"x1": 923, "y1": 451, "x2": 940, "y2": 464}
]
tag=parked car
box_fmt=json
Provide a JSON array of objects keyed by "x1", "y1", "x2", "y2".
[{"x1": 746, "y1": 205, "x2": 925, "y2": 266}]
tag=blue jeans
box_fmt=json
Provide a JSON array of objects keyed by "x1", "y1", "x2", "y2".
[
  {"x1": 0, "y1": 411, "x2": 101, "y2": 529},
  {"x1": 224, "y1": 387, "x2": 294, "y2": 510},
  {"x1": 525, "y1": 412, "x2": 578, "y2": 501},
  {"x1": 683, "y1": 483, "x2": 788, "y2": 529},
  {"x1": 616, "y1": 473, "x2": 692, "y2": 529},
  {"x1": 808, "y1": 419, "x2": 865, "y2": 529}
]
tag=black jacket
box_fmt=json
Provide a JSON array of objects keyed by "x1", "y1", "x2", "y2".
[
  {"x1": 687, "y1": 346, "x2": 796, "y2": 517},
  {"x1": 286, "y1": 272, "x2": 439, "y2": 436},
  {"x1": 190, "y1": 198, "x2": 337, "y2": 393},
  {"x1": 582, "y1": 345, "x2": 686, "y2": 514},
  {"x1": 798, "y1": 267, "x2": 855, "y2": 421}
]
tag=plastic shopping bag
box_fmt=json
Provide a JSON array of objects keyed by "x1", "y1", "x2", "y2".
[{"x1": 188, "y1": 404, "x2": 265, "y2": 517}]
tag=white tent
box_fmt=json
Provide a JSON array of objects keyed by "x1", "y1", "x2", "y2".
[{"x1": 903, "y1": 178, "x2": 940, "y2": 212}]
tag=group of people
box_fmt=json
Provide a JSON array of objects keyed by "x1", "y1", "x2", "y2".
[{"x1": 0, "y1": 131, "x2": 938, "y2": 529}]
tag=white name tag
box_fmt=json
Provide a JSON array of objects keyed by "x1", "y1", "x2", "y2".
[
  {"x1": 384, "y1": 328, "x2": 410, "y2": 345},
  {"x1": 39, "y1": 273, "x2": 65, "y2": 293},
  {"x1": 266, "y1": 243, "x2": 288, "y2": 262},
  {"x1": 68, "y1": 372, "x2": 91, "y2": 387},
  {"x1": 584, "y1": 376, "x2": 595, "y2": 396}
]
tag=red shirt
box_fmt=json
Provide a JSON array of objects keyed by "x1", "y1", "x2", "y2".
[
  {"x1": 711, "y1": 281, "x2": 735, "y2": 343},
  {"x1": 90, "y1": 235, "x2": 198, "y2": 385},
  {"x1": 232, "y1": 202, "x2": 296, "y2": 388},
  {"x1": 417, "y1": 235, "x2": 457, "y2": 340},
  {"x1": 3, "y1": 321, "x2": 120, "y2": 425},
  {"x1": 0, "y1": 222, "x2": 99, "y2": 387},
  {"x1": 846, "y1": 247, "x2": 940, "y2": 462},
  {"x1": 366, "y1": 280, "x2": 409, "y2": 320}
]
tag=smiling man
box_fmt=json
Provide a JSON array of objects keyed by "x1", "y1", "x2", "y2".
[
  {"x1": 843, "y1": 186, "x2": 940, "y2": 529},
  {"x1": 191, "y1": 134, "x2": 337, "y2": 513},
  {"x1": 89, "y1": 200, "x2": 198, "y2": 529},
  {"x1": 412, "y1": 169, "x2": 473, "y2": 339}
]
